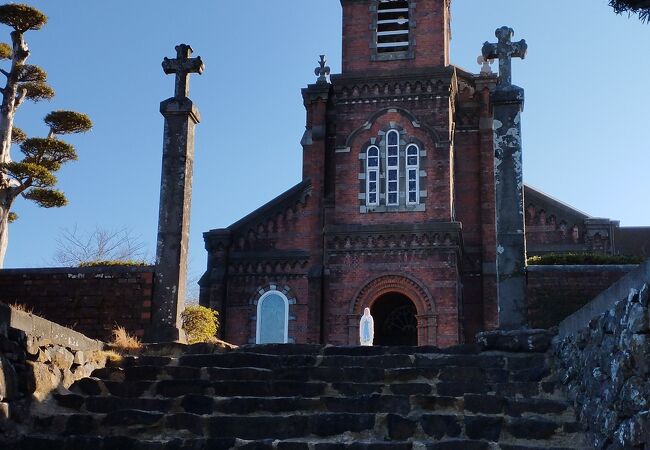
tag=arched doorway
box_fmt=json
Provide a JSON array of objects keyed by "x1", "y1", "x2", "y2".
[{"x1": 370, "y1": 292, "x2": 418, "y2": 346}]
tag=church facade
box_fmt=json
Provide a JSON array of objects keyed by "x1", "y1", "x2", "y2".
[{"x1": 199, "y1": 0, "x2": 635, "y2": 347}]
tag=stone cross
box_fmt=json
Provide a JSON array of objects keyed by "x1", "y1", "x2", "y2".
[
  {"x1": 162, "y1": 44, "x2": 204, "y2": 98},
  {"x1": 482, "y1": 27, "x2": 528, "y2": 330},
  {"x1": 482, "y1": 27, "x2": 527, "y2": 87},
  {"x1": 145, "y1": 44, "x2": 203, "y2": 343},
  {"x1": 314, "y1": 55, "x2": 331, "y2": 84}
]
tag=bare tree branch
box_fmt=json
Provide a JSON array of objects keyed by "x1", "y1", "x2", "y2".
[{"x1": 52, "y1": 225, "x2": 150, "y2": 266}]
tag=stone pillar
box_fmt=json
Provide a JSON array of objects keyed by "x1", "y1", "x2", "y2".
[
  {"x1": 483, "y1": 27, "x2": 528, "y2": 329},
  {"x1": 493, "y1": 87, "x2": 527, "y2": 329},
  {"x1": 145, "y1": 45, "x2": 204, "y2": 343}
]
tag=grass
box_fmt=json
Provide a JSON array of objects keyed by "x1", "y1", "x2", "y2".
[
  {"x1": 109, "y1": 326, "x2": 143, "y2": 353},
  {"x1": 10, "y1": 302, "x2": 33, "y2": 314}
]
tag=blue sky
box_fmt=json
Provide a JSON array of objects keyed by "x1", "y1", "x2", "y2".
[{"x1": 3, "y1": 1, "x2": 649, "y2": 286}]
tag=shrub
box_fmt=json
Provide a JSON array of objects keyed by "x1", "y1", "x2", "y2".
[
  {"x1": 181, "y1": 305, "x2": 219, "y2": 344},
  {"x1": 527, "y1": 252, "x2": 644, "y2": 266}
]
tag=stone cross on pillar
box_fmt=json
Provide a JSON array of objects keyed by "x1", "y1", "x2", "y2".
[
  {"x1": 482, "y1": 27, "x2": 527, "y2": 87},
  {"x1": 145, "y1": 44, "x2": 204, "y2": 343},
  {"x1": 482, "y1": 27, "x2": 528, "y2": 330},
  {"x1": 162, "y1": 44, "x2": 204, "y2": 98}
]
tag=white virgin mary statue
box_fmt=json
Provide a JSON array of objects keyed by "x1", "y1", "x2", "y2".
[{"x1": 359, "y1": 307, "x2": 374, "y2": 346}]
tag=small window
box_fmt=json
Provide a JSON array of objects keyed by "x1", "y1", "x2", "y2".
[
  {"x1": 377, "y1": 1, "x2": 410, "y2": 54},
  {"x1": 406, "y1": 144, "x2": 419, "y2": 205},
  {"x1": 367, "y1": 146, "x2": 380, "y2": 206},
  {"x1": 386, "y1": 130, "x2": 400, "y2": 206},
  {"x1": 256, "y1": 291, "x2": 289, "y2": 344}
]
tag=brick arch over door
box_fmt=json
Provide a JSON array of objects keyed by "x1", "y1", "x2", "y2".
[{"x1": 348, "y1": 274, "x2": 438, "y2": 346}]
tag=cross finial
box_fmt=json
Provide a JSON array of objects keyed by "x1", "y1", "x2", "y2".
[
  {"x1": 482, "y1": 27, "x2": 527, "y2": 88},
  {"x1": 162, "y1": 44, "x2": 205, "y2": 98},
  {"x1": 314, "y1": 55, "x2": 331, "y2": 84}
]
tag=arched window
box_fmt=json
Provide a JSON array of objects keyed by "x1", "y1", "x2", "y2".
[
  {"x1": 366, "y1": 146, "x2": 380, "y2": 206},
  {"x1": 386, "y1": 130, "x2": 400, "y2": 206},
  {"x1": 406, "y1": 144, "x2": 419, "y2": 205},
  {"x1": 256, "y1": 290, "x2": 289, "y2": 344}
]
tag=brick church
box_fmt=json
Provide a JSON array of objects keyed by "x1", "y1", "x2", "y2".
[{"x1": 199, "y1": 0, "x2": 642, "y2": 347}]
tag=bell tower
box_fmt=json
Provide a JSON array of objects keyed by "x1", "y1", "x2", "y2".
[{"x1": 341, "y1": 0, "x2": 451, "y2": 73}]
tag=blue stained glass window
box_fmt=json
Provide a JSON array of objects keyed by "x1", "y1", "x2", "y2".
[{"x1": 257, "y1": 292, "x2": 287, "y2": 344}]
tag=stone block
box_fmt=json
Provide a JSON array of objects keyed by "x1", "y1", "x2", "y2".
[
  {"x1": 124, "y1": 365, "x2": 163, "y2": 381},
  {"x1": 50, "y1": 346, "x2": 75, "y2": 371},
  {"x1": 464, "y1": 415, "x2": 503, "y2": 441},
  {"x1": 476, "y1": 329, "x2": 554, "y2": 353},
  {"x1": 504, "y1": 398, "x2": 568, "y2": 417},
  {"x1": 181, "y1": 394, "x2": 214, "y2": 415},
  {"x1": 463, "y1": 394, "x2": 504, "y2": 414},
  {"x1": 0, "y1": 356, "x2": 18, "y2": 401},
  {"x1": 386, "y1": 414, "x2": 417, "y2": 440},
  {"x1": 208, "y1": 415, "x2": 309, "y2": 439},
  {"x1": 411, "y1": 395, "x2": 461, "y2": 412},
  {"x1": 165, "y1": 412, "x2": 205, "y2": 435},
  {"x1": 332, "y1": 383, "x2": 382, "y2": 396},
  {"x1": 628, "y1": 303, "x2": 650, "y2": 333},
  {"x1": 63, "y1": 414, "x2": 95, "y2": 436},
  {"x1": 0, "y1": 401, "x2": 9, "y2": 420},
  {"x1": 207, "y1": 367, "x2": 273, "y2": 382},
  {"x1": 277, "y1": 443, "x2": 309, "y2": 450},
  {"x1": 239, "y1": 440, "x2": 274, "y2": 450},
  {"x1": 52, "y1": 393, "x2": 85, "y2": 411},
  {"x1": 213, "y1": 397, "x2": 318, "y2": 415},
  {"x1": 324, "y1": 395, "x2": 409, "y2": 414},
  {"x1": 425, "y1": 442, "x2": 488, "y2": 450},
  {"x1": 104, "y1": 380, "x2": 150, "y2": 398},
  {"x1": 436, "y1": 381, "x2": 488, "y2": 397},
  {"x1": 420, "y1": 414, "x2": 461, "y2": 439},
  {"x1": 389, "y1": 383, "x2": 431, "y2": 395},
  {"x1": 73, "y1": 350, "x2": 86, "y2": 366},
  {"x1": 18, "y1": 436, "x2": 65, "y2": 450},
  {"x1": 308, "y1": 413, "x2": 375, "y2": 436},
  {"x1": 102, "y1": 409, "x2": 164, "y2": 427},
  {"x1": 157, "y1": 379, "x2": 210, "y2": 397},
  {"x1": 506, "y1": 417, "x2": 558, "y2": 439}
]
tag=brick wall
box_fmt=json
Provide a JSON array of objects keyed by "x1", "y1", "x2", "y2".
[
  {"x1": 526, "y1": 265, "x2": 635, "y2": 329},
  {"x1": 0, "y1": 266, "x2": 154, "y2": 342}
]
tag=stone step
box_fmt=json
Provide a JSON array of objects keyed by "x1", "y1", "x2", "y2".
[
  {"x1": 53, "y1": 392, "x2": 573, "y2": 422},
  {"x1": 145, "y1": 352, "x2": 548, "y2": 372},
  {"x1": 20, "y1": 435, "x2": 588, "y2": 450},
  {"x1": 31, "y1": 410, "x2": 582, "y2": 443},
  {"x1": 71, "y1": 376, "x2": 559, "y2": 402},
  {"x1": 91, "y1": 361, "x2": 551, "y2": 386}
]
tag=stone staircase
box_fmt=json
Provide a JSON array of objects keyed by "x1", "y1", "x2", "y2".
[{"x1": 20, "y1": 337, "x2": 589, "y2": 449}]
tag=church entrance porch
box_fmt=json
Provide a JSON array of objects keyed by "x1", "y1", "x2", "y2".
[
  {"x1": 346, "y1": 274, "x2": 439, "y2": 346},
  {"x1": 371, "y1": 292, "x2": 418, "y2": 346}
]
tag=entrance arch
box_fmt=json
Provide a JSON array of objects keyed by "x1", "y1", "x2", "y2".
[
  {"x1": 348, "y1": 274, "x2": 437, "y2": 346},
  {"x1": 371, "y1": 292, "x2": 418, "y2": 346}
]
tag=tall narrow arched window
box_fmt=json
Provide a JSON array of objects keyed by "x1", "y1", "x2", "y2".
[
  {"x1": 386, "y1": 130, "x2": 400, "y2": 206},
  {"x1": 366, "y1": 146, "x2": 380, "y2": 206},
  {"x1": 406, "y1": 144, "x2": 419, "y2": 205},
  {"x1": 256, "y1": 290, "x2": 289, "y2": 344}
]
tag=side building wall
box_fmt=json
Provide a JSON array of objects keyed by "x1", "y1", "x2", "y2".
[
  {"x1": 526, "y1": 265, "x2": 635, "y2": 329},
  {"x1": 0, "y1": 266, "x2": 154, "y2": 342}
]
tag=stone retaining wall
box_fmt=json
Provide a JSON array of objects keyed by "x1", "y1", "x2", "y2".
[
  {"x1": 526, "y1": 264, "x2": 634, "y2": 329},
  {"x1": 0, "y1": 303, "x2": 108, "y2": 443},
  {"x1": 0, "y1": 266, "x2": 154, "y2": 341},
  {"x1": 555, "y1": 282, "x2": 650, "y2": 448}
]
